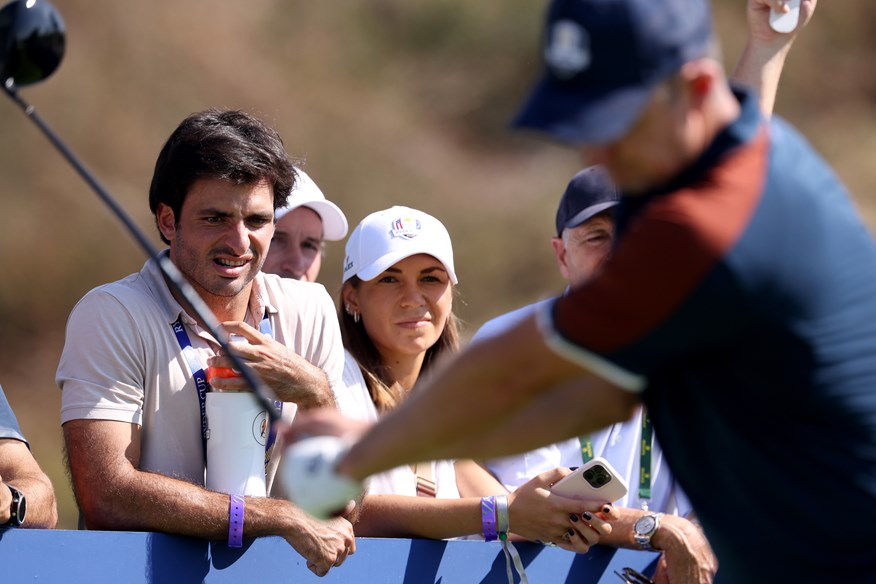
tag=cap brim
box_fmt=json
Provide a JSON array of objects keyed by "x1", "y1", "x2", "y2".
[
  {"x1": 356, "y1": 250, "x2": 458, "y2": 285},
  {"x1": 276, "y1": 199, "x2": 349, "y2": 241},
  {"x1": 512, "y1": 75, "x2": 655, "y2": 145},
  {"x1": 564, "y1": 200, "x2": 619, "y2": 231}
]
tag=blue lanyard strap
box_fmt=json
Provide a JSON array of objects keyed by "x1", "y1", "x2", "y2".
[{"x1": 172, "y1": 318, "x2": 211, "y2": 460}]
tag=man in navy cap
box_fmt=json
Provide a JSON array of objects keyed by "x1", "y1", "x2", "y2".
[
  {"x1": 472, "y1": 169, "x2": 717, "y2": 579},
  {"x1": 476, "y1": 167, "x2": 619, "y2": 345},
  {"x1": 285, "y1": 1, "x2": 876, "y2": 581}
]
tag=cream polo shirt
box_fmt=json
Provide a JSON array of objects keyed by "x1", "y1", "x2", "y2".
[{"x1": 57, "y1": 251, "x2": 344, "y2": 493}]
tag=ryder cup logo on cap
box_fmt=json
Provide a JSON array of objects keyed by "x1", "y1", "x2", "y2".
[
  {"x1": 342, "y1": 206, "x2": 458, "y2": 284},
  {"x1": 544, "y1": 20, "x2": 590, "y2": 80},
  {"x1": 514, "y1": 0, "x2": 712, "y2": 144},
  {"x1": 390, "y1": 216, "x2": 422, "y2": 240}
]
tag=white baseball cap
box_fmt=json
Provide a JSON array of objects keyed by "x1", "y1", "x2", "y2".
[
  {"x1": 342, "y1": 206, "x2": 457, "y2": 284},
  {"x1": 275, "y1": 169, "x2": 349, "y2": 241}
]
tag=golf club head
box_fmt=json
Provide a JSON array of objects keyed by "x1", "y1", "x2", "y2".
[{"x1": 0, "y1": 0, "x2": 65, "y2": 88}]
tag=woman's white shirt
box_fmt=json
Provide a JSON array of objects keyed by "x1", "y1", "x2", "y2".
[{"x1": 335, "y1": 351, "x2": 460, "y2": 499}]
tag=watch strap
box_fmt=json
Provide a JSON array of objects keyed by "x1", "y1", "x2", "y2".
[
  {"x1": 228, "y1": 494, "x2": 244, "y2": 548},
  {"x1": 4, "y1": 485, "x2": 25, "y2": 527},
  {"x1": 481, "y1": 496, "x2": 498, "y2": 542}
]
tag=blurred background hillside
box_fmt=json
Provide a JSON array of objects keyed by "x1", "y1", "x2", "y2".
[{"x1": 1, "y1": 0, "x2": 874, "y2": 529}]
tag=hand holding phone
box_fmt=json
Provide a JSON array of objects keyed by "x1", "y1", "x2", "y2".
[{"x1": 551, "y1": 456, "x2": 628, "y2": 504}]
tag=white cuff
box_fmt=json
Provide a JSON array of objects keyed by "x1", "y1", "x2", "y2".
[{"x1": 535, "y1": 301, "x2": 646, "y2": 393}]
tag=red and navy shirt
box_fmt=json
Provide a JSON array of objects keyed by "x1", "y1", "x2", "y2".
[{"x1": 551, "y1": 89, "x2": 876, "y2": 581}]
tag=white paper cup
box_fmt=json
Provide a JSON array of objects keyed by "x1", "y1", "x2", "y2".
[{"x1": 205, "y1": 391, "x2": 268, "y2": 497}]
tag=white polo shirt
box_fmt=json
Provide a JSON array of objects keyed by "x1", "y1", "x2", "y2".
[{"x1": 58, "y1": 251, "x2": 344, "y2": 494}]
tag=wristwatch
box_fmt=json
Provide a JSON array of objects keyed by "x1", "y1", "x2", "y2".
[
  {"x1": 4, "y1": 485, "x2": 27, "y2": 527},
  {"x1": 633, "y1": 512, "x2": 662, "y2": 550}
]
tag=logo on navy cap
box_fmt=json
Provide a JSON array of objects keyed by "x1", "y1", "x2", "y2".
[{"x1": 544, "y1": 20, "x2": 591, "y2": 80}]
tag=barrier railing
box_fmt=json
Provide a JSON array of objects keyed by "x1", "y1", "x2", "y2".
[{"x1": 0, "y1": 529, "x2": 659, "y2": 582}]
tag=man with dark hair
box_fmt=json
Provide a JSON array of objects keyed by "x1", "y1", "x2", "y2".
[
  {"x1": 58, "y1": 109, "x2": 354, "y2": 576},
  {"x1": 147, "y1": 109, "x2": 296, "y2": 245}
]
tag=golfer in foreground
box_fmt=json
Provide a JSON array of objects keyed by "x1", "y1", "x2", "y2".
[{"x1": 283, "y1": 1, "x2": 875, "y2": 581}]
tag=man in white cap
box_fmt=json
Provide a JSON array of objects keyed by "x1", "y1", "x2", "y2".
[{"x1": 263, "y1": 169, "x2": 348, "y2": 282}]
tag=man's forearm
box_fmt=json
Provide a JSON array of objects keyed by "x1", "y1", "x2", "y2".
[
  {"x1": 259, "y1": 355, "x2": 336, "y2": 410},
  {"x1": 469, "y1": 375, "x2": 638, "y2": 461},
  {"x1": 731, "y1": 40, "x2": 791, "y2": 116},
  {"x1": 78, "y1": 465, "x2": 299, "y2": 539},
  {"x1": 281, "y1": 364, "x2": 336, "y2": 410},
  {"x1": 731, "y1": 0, "x2": 817, "y2": 117},
  {"x1": 0, "y1": 439, "x2": 59, "y2": 529},
  {"x1": 339, "y1": 315, "x2": 594, "y2": 480},
  {"x1": 3, "y1": 475, "x2": 58, "y2": 529}
]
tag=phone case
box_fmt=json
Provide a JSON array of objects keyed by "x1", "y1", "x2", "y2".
[
  {"x1": 550, "y1": 456, "x2": 629, "y2": 504},
  {"x1": 769, "y1": 0, "x2": 801, "y2": 34}
]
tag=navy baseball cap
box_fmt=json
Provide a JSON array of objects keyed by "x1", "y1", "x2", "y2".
[
  {"x1": 555, "y1": 166, "x2": 619, "y2": 236},
  {"x1": 514, "y1": 0, "x2": 713, "y2": 144}
]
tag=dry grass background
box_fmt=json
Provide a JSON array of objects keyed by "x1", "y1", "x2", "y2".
[{"x1": 1, "y1": 0, "x2": 874, "y2": 529}]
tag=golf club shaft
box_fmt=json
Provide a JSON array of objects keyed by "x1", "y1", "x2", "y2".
[{"x1": 3, "y1": 82, "x2": 282, "y2": 425}]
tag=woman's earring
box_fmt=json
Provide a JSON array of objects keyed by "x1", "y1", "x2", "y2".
[{"x1": 346, "y1": 303, "x2": 360, "y2": 323}]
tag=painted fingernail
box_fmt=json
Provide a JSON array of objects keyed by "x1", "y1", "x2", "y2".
[
  {"x1": 566, "y1": 528, "x2": 575, "y2": 537},
  {"x1": 582, "y1": 511, "x2": 592, "y2": 521},
  {"x1": 569, "y1": 513, "x2": 579, "y2": 522},
  {"x1": 602, "y1": 505, "x2": 611, "y2": 514}
]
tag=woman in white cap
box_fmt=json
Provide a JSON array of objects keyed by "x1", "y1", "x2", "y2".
[
  {"x1": 335, "y1": 206, "x2": 614, "y2": 551},
  {"x1": 263, "y1": 168, "x2": 348, "y2": 282}
]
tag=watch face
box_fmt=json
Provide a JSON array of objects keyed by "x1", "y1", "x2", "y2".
[
  {"x1": 635, "y1": 515, "x2": 656, "y2": 534},
  {"x1": 16, "y1": 493, "x2": 26, "y2": 525}
]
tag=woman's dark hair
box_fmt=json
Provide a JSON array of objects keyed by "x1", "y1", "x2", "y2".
[
  {"x1": 339, "y1": 276, "x2": 460, "y2": 414},
  {"x1": 148, "y1": 109, "x2": 296, "y2": 244}
]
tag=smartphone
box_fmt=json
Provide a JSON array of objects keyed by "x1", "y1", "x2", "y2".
[
  {"x1": 551, "y1": 456, "x2": 628, "y2": 504},
  {"x1": 769, "y1": 0, "x2": 801, "y2": 34}
]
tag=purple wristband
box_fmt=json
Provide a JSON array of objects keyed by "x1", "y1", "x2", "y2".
[
  {"x1": 228, "y1": 494, "x2": 245, "y2": 548},
  {"x1": 481, "y1": 496, "x2": 498, "y2": 542}
]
